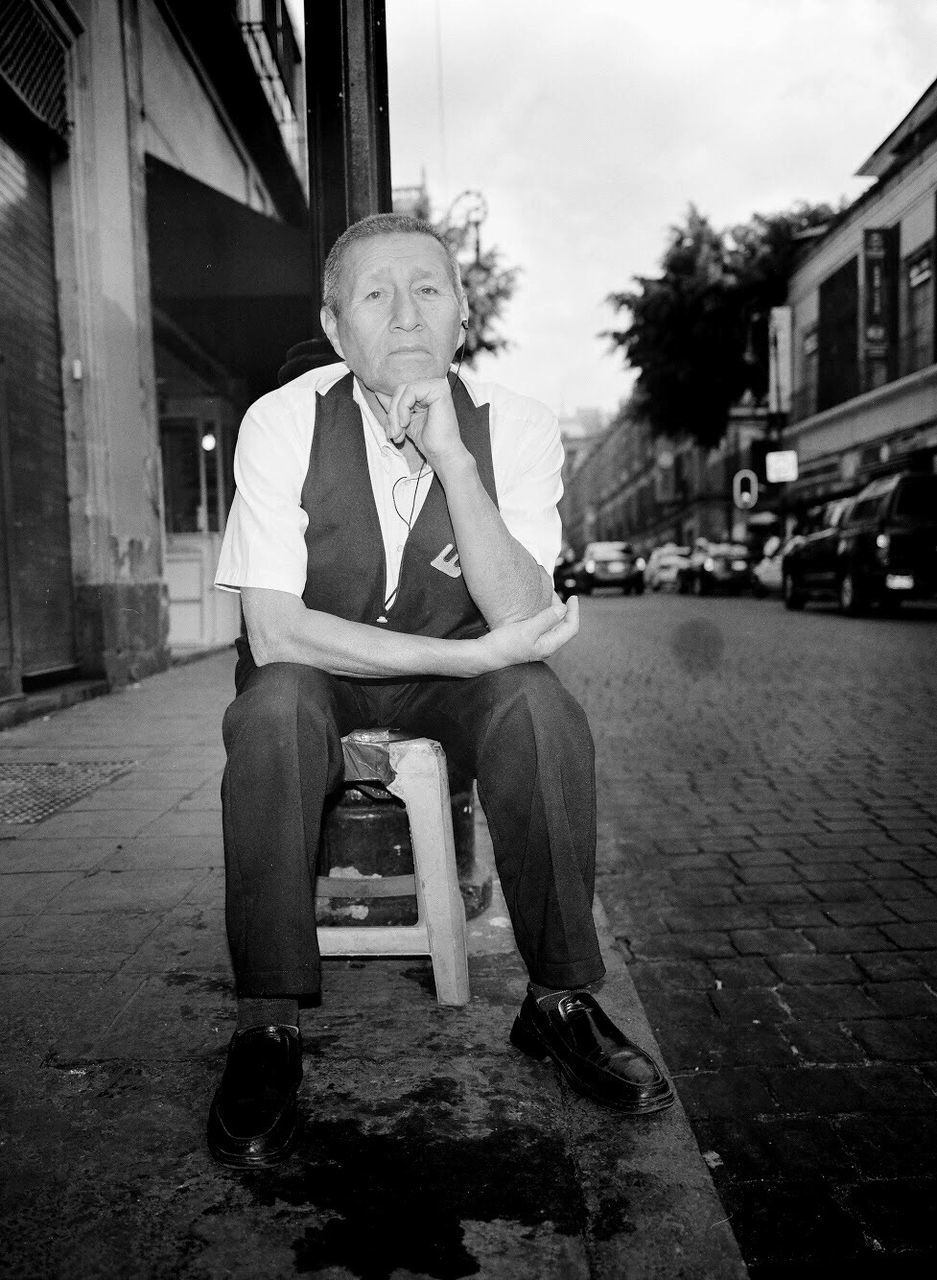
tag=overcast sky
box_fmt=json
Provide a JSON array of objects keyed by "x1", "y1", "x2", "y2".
[{"x1": 290, "y1": 1, "x2": 937, "y2": 417}]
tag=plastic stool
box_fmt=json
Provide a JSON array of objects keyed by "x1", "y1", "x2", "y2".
[{"x1": 315, "y1": 729, "x2": 470, "y2": 1006}]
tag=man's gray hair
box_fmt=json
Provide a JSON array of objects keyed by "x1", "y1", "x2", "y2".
[{"x1": 322, "y1": 212, "x2": 464, "y2": 315}]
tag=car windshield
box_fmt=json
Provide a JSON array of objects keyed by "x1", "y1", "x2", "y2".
[
  {"x1": 708, "y1": 544, "x2": 748, "y2": 557},
  {"x1": 893, "y1": 475, "x2": 937, "y2": 519},
  {"x1": 589, "y1": 543, "x2": 631, "y2": 559}
]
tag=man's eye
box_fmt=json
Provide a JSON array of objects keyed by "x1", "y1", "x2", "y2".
[
  {"x1": 365, "y1": 290, "x2": 383, "y2": 300},
  {"x1": 418, "y1": 286, "x2": 440, "y2": 296}
]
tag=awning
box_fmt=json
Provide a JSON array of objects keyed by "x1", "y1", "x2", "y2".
[{"x1": 145, "y1": 156, "x2": 319, "y2": 397}]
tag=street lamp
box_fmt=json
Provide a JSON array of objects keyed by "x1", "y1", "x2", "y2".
[{"x1": 445, "y1": 189, "x2": 488, "y2": 263}]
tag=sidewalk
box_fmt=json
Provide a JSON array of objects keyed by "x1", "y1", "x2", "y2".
[{"x1": 0, "y1": 651, "x2": 745, "y2": 1280}]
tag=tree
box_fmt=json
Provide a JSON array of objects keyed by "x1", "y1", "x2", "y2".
[
  {"x1": 604, "y1": 200, "x2": 840, "y2": 449},
  {"x1": 437, "y1": 220, "x2": 519, "y2": 367},
  {"x1": 393, "y1": 187, "x2": 519, "y2": 366}
]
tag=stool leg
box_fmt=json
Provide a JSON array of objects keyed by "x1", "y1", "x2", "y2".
[{"x1": 387, "y1": 738, "x2": 470, "y2": 1006}]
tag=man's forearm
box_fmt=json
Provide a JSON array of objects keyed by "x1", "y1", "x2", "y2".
[
  {"x1": 243, "y1": 589, "x2": 486, "y2": 678},
  {"x1": 435, "y1": 451, "x2": 553, "y2": 627},
  {"x1": 241, "y1": 587, "x2": 578, "y2": 681}
]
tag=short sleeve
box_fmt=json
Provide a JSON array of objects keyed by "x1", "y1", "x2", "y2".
[
  {"x1": 214, "y1": 394, "x2": 312, "y2": 596},
  {"x1": 489, "y1": 394, "x2": 564, "y2": 576}
]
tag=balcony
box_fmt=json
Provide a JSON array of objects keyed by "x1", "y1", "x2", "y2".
[{"x1": 237, "y1": 0, "x2": 306, "y2": 190}]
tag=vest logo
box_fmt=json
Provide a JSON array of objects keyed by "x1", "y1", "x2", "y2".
[{"x1": 430, "y1": 543, "x2": 462, "y2": 578}]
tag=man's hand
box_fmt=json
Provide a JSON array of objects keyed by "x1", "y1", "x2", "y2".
[
  {"x1": 476, "y1": 596, "x2": 580, "y2": 671},
  {"x1": 383, "y1": 378, "x2": 467, "y2": 469}
]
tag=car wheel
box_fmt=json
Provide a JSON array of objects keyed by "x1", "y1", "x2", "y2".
[
  {"x1": 692, "y1": 574, "x2": 705, "y2": 597},
  {"x1": 838, "y1": 572, "x2": 865, "y2": 615},
  {"x1": 783, "y1": 572, "x2": 805, "y2": 611},
  {"x1": 634, "y1": 581, "x2": 644, "y2": 596}
]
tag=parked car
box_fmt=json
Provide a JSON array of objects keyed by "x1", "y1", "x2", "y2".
[
  {"x1": 553, "y1": 548, "x2": 579, "y2": 601},
  {"x1": 574, "y1": 541, "x2": 646, "y2": 594},
  {"x1": 783, "y1": 471, "x2": 937, "y2": 613},
  {"x1": 678, "y1": 540, "x2": 753, "y2": 595},
  {"x1": 644, "y1": 543, "x2": 691, "y2": 591}
]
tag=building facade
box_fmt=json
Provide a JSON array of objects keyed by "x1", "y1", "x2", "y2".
[
  {"x1": 783, "y1": 78, "x2": 937, "y2": 509},
  {"x1": 560, "y1": 401, "x2": 770, "y2": 556},
  {"x1": 0, "y1": 0, "x2": 390, "y2": 708}
]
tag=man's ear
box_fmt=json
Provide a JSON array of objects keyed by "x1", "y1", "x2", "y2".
[{"x1": 320, "y1": 306, "x2": 344, "y2": 358}]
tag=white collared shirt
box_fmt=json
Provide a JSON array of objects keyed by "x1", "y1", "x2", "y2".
[{"x1": 215, "y1": 361, "x2": 564, "y2": 606}]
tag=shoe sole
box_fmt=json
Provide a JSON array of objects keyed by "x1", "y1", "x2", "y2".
[{"x1": 510, "y1": 1016, "x2": 675, "y2": 1115}]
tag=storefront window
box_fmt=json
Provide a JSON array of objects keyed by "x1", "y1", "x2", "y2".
[
  {"x1": 161, "y1": 418, "x2": 228, "y2": 534},
  {"x1": 901, "y1": 249, "x2": 933, "y2": 375}
]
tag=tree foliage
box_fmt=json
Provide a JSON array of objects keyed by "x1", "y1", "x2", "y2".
[
  {"x1": 605, "y1": 201, "x2": 840, "y2": 448},
  {"x1": 399, "y1": 187, "x2": 519, "y2": 366},
  {"x1": 438, "y1": 222, "x2": 519, "y2": 367}
]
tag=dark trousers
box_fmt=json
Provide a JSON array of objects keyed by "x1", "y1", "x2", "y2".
[{"x1": 221, "y1": 644, "x2": 604, "y2": 997}]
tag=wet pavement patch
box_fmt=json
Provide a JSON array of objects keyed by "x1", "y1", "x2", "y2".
[
  {"x1": 240, "y1": 1093, "x2": 586, "y2": 1279},
  {"x1": 0, "y1": 761, "x2": 136, "y2": 824}
]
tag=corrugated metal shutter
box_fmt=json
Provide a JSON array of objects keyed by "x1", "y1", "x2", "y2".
[
  {"x1": 0, "y1": 0, "x2": 70, "y2": 142},
  {"x1": 0, "y1": 115, "x2": 77, "y2": 678}
]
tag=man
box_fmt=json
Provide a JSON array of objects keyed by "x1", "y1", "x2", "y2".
[{"x1": 209, "y1": 213, "x2": 673, "y2": 1169}]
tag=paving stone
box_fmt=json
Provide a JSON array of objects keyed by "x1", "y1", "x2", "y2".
[
  {"x1": 768, "y1": 954, "x2": 863, "y2": 984},
  {"x1": 823, "y1": 901, "x2": 902, "y2": 926},
  {"x1": 853, "y1": 952, "x2": 930, "y2": 982},
  {"x1": 736, "y1": 882, "x2": 815, "y2": 904},
  {"x1": 711, "y1": 989, "x2": 789, "y2": 1024},
  {"x1": 625, "y1": 958, "x2": 715, "y2": 991},
  {"x1": 843, "y1": 1179, "x2": 937, "y2": 1253},
  {"x1": 780, "y1": 1022, "x2": 867, "y2": 1064},
  {"x1": 709, "y1": 957, "x2": 778, "y2": 987},
  {"x1": 738, "y1": 864, "x2": 805, "y2": 884},
  {"x1": 629, "y1": 930, "x2": 738, "y2": 960},
  {"x1": 730, "y1": 849, "x2": 796, "y2": 867},
  {"x1": 694, "y1": 1116, "x2": 855, "y2": 1183},
  {"x1": 638, "y1": 987, "x2": 715, "y2": 1026},
  {"x1": 844, "y1": 1018, "x2": 937, "y2": 1062},
  {"x1": 715, "y1": 1180, "x2": 867, "y2": 1267},
  {"x1": 672, "y1": 1068, "x2": 777, "y2": 1119},
  {"x1": 798, "y1": 861, "x2": 866, "y2": 881},
  {"x1": 863, "y1": 981, "x2": 937, "y2": 1017},
  {"x1": 805, "y1": 881, "x2": 877, "y2": 902},
  {"x1": 833, "y1": 1112, "x2": 937, "y2": 1177},
  {"x1": 801, "y1": 926, "x2": 894, "y2": 953},
  {"x1": 767, "y1": 904, "x2": 831, "y2": 928},
  {"x1": 891, "y1": 897, "x2": 937, "y2": 922},
  {"x1": 882, "y1": 922, "x2": 937, "y2": 949},
  {"x1": 662, "y1": 904, "x2": 771, "y2": 932},
  {"x1": 654, "y1": 1020, "x2": 793, "y2": 1072},
  {"x1": 778, "y1": 984, "x2": 880, "y2": 1021},
  {"x1": 730, "y1": 928, "x2": 815, "y2": 956},
  {"x1": 761, "y1": 1065, "x2": 873, "y2": 1114}
]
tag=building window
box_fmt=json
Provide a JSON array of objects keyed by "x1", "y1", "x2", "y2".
[
  {"x1": 802, "y1": 327, "x2": 818, "y2": 417},
  {"x1": 901, "y1": 248, "x2": 934, "y2": 375},
  {"x1": 161, "y1": 419, "x2": 227, "y2": 535}
]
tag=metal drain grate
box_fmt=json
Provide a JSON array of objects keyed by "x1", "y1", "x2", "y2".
[{"x1": 0, "y1": 762, "x2": 137, "y2": 825}]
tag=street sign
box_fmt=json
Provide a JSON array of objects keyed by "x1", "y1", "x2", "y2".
[
  {"x1": 765, "y1": 449, "x2": 799, "y2": 483},
  {"x1": 732, "y1": 469, "x2": 759, "y2": 510}
]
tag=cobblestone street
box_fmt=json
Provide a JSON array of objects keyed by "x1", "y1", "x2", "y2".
[{"x1": 552, "y1": 591, "x2": 937, "y2": 1280}]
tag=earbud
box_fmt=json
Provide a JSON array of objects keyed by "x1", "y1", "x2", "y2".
[{"x1": 460, "y1": 320, "x2": 468, "y2": 330}]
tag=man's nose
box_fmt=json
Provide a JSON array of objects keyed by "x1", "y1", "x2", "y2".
[{"x1": 390, "y1": 292, "x2": 421, "y2": 329}]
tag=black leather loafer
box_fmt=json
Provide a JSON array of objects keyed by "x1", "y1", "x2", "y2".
[
  {"x1": 207, "y1": 1024, "x2": 303, "y2": 1168},
  {"x1": 510, "y1": 990, "x2": 674, "y2": 1114}
]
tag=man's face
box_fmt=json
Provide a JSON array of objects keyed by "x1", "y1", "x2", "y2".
[{"x1": 321, "y1": 233, "x2": 467, "y2": 396}]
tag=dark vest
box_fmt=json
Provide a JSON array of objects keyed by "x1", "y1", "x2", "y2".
[{"x1": 300, "y1": 372, "x2": 499, "y2": 640}]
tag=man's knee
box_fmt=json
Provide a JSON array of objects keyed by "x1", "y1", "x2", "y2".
[
  {"x1": 487, "y1": 663, "x2": 593, "y2": 754},
  {"x1": 223, "y1": 662, "x2": 337, "y2": 757}
]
